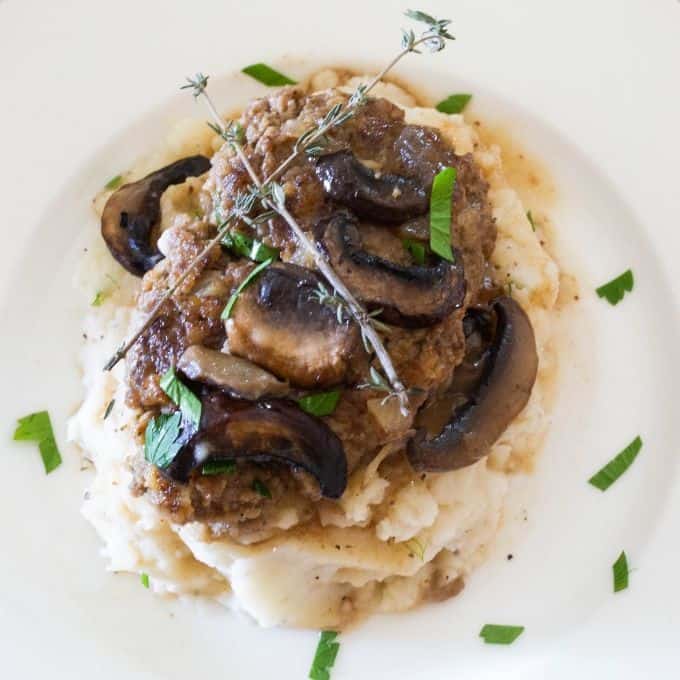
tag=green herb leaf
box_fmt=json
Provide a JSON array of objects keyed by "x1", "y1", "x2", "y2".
[
  {"x1": 613, "y1": 551, "x2": 629, "y2": 593},
  {"x1": 140, "y1": 573, "x2": 150, "y2": 589},
  {"x1": 222, "y1": 231, "x2": 280, "y2": 263},
  {"x1": 105, "y1": 174, "x2": 123, "y2": 191},
  {"x1": 588, "y1": 436, "x2": 642, "y2": 491},
  {"x1": 91, "y1": 290, "x2": 106, "y2": 307},
  {"x1": 435, "y1": 93, "x2": 472, "y2": 114},
  {"x1": 242, "y1": 63, "x2": 296, "y2": 87},
  {"x1": 160, "y1": 366, "x2": 202, "y2": 427},
  {"x1": 404, "y1": 537, "x2": 426, "y2": 561},
  {"x1": 144, "y1": 412, "x2": 185, "y2": 469},
  {"x1": 479, "y1": 624, "x2": 525, "y2": 645},
  {"x1": 403, "y1": 239, "x2": 426, "y2": 265},
  {"x1": 429, "y1": 167, "x2": 456, "y2": 262},
  {"x1": 309, "y1": 631, "x2": 340, "y2": 680},
  {"x1": 252, "y1": 478, "x2": 272, "y2": 499},
  {"x1": 13, "y1": 411, "x2": 62, "y2": 474},
  {"x1": 596, "y1": 269, "x2": 634, "y2": 306},
  {"x1": 201, "y1": 460, "x2": 236, "y2": 476},
  {"x1": 14, "y1": 411, "x2": 53, "y2": 441},
  {"x1": 103, "y1": 399, "x2": 115, "y2": 420},
  {"x1": 297, "y1": 391, "x2": 341, "y2": 417},
  {"x1": 221, "y1": 258, "x2": 273, "y2": 320},
  {"x1": 527, "y1": 210, "x2": 536, "y2": 232}
]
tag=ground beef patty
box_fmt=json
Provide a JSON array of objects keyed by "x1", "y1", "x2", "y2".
[{"x1": 128, "y1": 86, "x2": 498, "y2": 538}]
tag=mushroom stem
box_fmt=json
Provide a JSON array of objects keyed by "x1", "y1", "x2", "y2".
[{"x1": 103, "y1": 216, "x2": 234, "y2": 371}]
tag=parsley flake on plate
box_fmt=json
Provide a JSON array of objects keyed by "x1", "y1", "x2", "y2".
[
  {"x1": 104, "y1": 174, "x2": 124, "y2": 191},
  {"x1": 435, "y1": 93, "x2": 472, "y2": 114},
  {"x1": 252, "y1": 478, "x2": 272, "y2": 499},
  {"x1": 13, "y1": 410, "x2": 62, "y2": 474},
  {"x1": 144, "y1": 412, "x2": 185, "y2": 469},
  {"x1": 201, "y1": 460, "x2": 236, "y2": 476},
  {"x1": 309, "y1": 630, "x2": 340, "y2": 680},
  {"x1": 403, "y1": 239, "x2": 426, "y2": 264},
  {"x1": 596, "y1": 269, "x2": 634, "y2": 305},
  {"x1": 429, "y1": 167, "x2": 457, "y2": 262},
  {"x1": 588, "y1": 436, "x2": 642, "y2": 491},
  {"x1": 297, "y1": 391, "x2": 341, "y2": 417},
  {"x1": 159, "y1": 366, "x2": 202, "y2": 427},
  {"x1": 222, "y1": 231, "x2": 280, "y2": 263},
  {"x1": 242, "y1": 63, "x2": 296, "y2": 87},
  {"x1": 479, "y1": 624, "x2": 525, "y2": 645},
  {"x1": 613, "y1": 551, "x2": 630, "y2": 593},
  {"x1": 221, "y1": 258, "x2": 274, "y2": 320}
]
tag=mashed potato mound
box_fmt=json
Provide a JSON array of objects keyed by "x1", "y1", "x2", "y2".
[{"x1": 69, "y1": 72, "x2": 559, "y2": 629}]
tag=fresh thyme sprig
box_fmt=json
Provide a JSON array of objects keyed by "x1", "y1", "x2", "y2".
[
  {"x1": 312, "y1": 283, "x2": 391, "y2": 347},
  {"x1": 358, "y1": 366, "x2": 401, "y2": 406},
  {"x1": 102, "y1": 9, "x2": 454, "y2": 396}
]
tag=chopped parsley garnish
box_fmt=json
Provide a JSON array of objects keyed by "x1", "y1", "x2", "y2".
[
  {"x1": 527, "y1": 210, "x2": 536, "y2": 232},
  {"x1": 429, "y1": 167, "x2": 456, "y2": 262},
  {"x1": 104, "y1": 174, "x2": 123, "y2": 191},
  {"x1": 160, "y1": 366, "x2": 202, "y2": 427},
  {"x1": 103, "y1": 399, "x2": 115, "y2": 420},
  {"x1": 140, "y1": 573, "x2": 150, "y2": 589},
  {"x1": 309, "y1": 631, "x2": 340, "y2": 680},
  {"x1": 435, "y1": 93, "x2": 472, "y2": 114},
  {"x1": 13, "y1": 411, "x2": 62, "y2": 474},
  {"x1": 222, "y1": 231, "x2": 280, "y2": 263},
  {"x1": 596, "y1": 269, "x2": 634, "y2": 306},
  {"x1": 297, "y1": 391, "x2": 341, "y2": 417},
  {"x1": 613, "y1": 551, "x2": 629, "y2": 593},
  {"x1": 202, "y1": 460, "x2": 236, "y2": 476},
  {"x1": 588, "y1": 436, "x2": 642, "y2": 491},
  {"x1": 242, "y1": 63, "x2": 296, "y2": 87},
  {"x1": 252, "y1": 478, "x2": 272, "y2": 499},
  {"x1": 479, "y1": 624, "x2": 525, "y2": 645},
  {"x1": 404, "y1": 537, "x2": 426, "y2": 561},
  {"x1": 221, "y1": 258, "x2": 274, "y2": 320},
  {"x1": 91, "y1": 290, "x2": 106, "y2": 307},
  {"x1": 144, "y1": 412, "x2": 185, "y2": 469},
  {"x1": 402, "y1": 239, "x2": 426, "y2": 265}
]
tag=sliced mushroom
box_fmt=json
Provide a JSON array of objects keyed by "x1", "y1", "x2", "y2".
[
  {"x1": 178, "y1": 345, "x2": 289, "y2": 400},
  {"x1": 166, "y1": 390, "x2": 347, "y2": 498},
  {"x1": 315, "y1": 212, "x2": 465, "y2": 328},
  {"x1": 101, "y1": 155, "x2": 211, "y2": 276},
  {"x1": 315, "y1": 150, "x2": 428, "y2": 223},
  {"x1": 225, "y1": 262, "x2": 362, "y2": 388},
  {"x1": 407, "y1": 297, "x2": 538, "y2": 471}
]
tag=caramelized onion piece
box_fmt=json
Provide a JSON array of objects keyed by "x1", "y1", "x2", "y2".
[
  {"x1": 316, "y1": 212, "x2": 465, "y2": 327},
  {"x1": 315, "y1": 150, "x2": 428, "y2": 223},
  {"x1": 101, "y1": 155, "x2": 211, "y2": 276},
  {"x1": 166, "y1": 391, "x2": 347, "y2": 498},
  {"x1": 407, "y1": 297, "x2": 538, "y2": 471},
  {"x1": 225, "y1": 262, "x2": 362, "y2": 388},
  {"x1": 178, "y1": 345, "x2": 289, "y2": 400}
]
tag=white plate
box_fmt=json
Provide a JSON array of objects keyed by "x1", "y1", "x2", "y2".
[{"x1": 1, "y1": 1, "x2": 679, "y2": 678}]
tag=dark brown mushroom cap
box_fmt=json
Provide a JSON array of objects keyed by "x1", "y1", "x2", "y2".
[
  {"x1": 407, "y1": 297, "x2": 538, "y2": 471},
  {"x1": 166, "y1": 390, "x2": 347, "y2": 498},
  {"x1": 315, "y1": 212, "x2": 466, "y2": 328},
  {"x1": 101, "y1": 155, "x2": 211, "y2": 276},
  {"x1": 315, "y1": 150, "x2": 429, "y2": 223},
  {"x1": 178, "y1": 345, "x2": 289, "y2": 401},
  {"x1": 225, "y1": 262, "x2": 362, "y2": 388}
]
